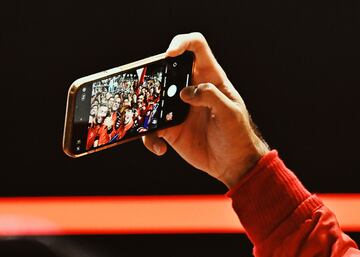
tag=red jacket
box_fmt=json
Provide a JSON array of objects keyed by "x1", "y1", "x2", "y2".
[{"x1": 227, "y1": 150, "x2": 359, "y2": 257}]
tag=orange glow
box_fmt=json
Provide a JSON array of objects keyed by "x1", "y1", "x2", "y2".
[{"x1": 0, "y1": 194, "x2": 359, "y2": 236}]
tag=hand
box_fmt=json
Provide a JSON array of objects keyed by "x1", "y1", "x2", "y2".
[{"x1": 142, "y1": 32, "x2": 269, "y2": 188}]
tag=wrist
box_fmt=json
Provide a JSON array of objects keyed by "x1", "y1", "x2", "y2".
[{"x1": 220, "y1": 135, "x2": 270, "y2": 189}]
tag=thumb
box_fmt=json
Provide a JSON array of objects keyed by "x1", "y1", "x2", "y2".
[{"x1": 180, "y1": 83, "x2": 234, "y2": 116}]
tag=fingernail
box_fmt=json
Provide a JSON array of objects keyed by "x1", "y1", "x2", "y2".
[
  {"x1": 181, "y1": 86, "x2": 197, "y2": 99},
  {"x1": 154, "y1": 144, "x2": 161, "y2": 154},
  {"x1": 193, "y1": 87, "x2": 198, "y2": 97}
]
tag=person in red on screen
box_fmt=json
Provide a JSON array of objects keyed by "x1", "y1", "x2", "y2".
[{"x1": 142, "y1": 32, "x2": 359, "y2": 257}]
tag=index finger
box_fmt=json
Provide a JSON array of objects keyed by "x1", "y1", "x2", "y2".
[
  {"x1": 166, "y1": 32, "x2": 239, "y2": 102},
  {"x1": 166, "y1": 32, "x2": 218, "y2": 68}
]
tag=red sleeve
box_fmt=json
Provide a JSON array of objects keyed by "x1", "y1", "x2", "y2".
[{"x1": 227, "y1": 150, "x2": 359, "y2": 257}]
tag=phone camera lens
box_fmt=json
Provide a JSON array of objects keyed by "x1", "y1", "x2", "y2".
[
  {"x1": 172, "y1": 62, "x2": 177, "y2": 68},
  {"x1": 167, "y1": 84, "x2": 177, "y2": 97}
]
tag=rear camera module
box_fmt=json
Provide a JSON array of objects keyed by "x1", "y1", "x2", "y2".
[{"x1": 167, "y1": 84, "x2": 177, "y2": 97}]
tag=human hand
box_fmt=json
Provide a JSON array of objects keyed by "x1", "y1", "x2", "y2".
[{"x1": 142, "y1": 32, "x2": 269, "y2": 188}]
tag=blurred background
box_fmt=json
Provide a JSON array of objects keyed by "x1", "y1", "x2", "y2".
[{"x1": 2, "y1": 0, "x2": 360, "y2": 256}]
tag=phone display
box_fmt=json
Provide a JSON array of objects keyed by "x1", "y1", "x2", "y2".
[{"x1": 63, "y1": 51, "x2": 194, "y2": 157}]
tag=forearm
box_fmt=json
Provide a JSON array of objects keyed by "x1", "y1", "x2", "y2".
[{"x1": 227, "y1": 150, "x2": 359, "y2": 257}]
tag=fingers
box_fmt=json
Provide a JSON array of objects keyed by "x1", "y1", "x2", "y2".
[
  {"x1": 166, "y1": 32, "x2": 240, "y2": 102},
  {"x1": 180, "y1": 83, "x2": 235, "y2": 117},
  {"x1": 166, "y1": 32, "x2": 219, "y2": 71},
  {"x1": 142, "y1": 133, "x2": 168, "y2": 156}
]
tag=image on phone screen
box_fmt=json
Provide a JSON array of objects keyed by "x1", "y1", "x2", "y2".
[{"x1": 66, "y1": 52, "x2": 194, "y2": 157}]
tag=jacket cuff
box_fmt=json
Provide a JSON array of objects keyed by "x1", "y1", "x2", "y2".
[{"x1": 226, "y1": 150, "x2": 322, "y2": 245}]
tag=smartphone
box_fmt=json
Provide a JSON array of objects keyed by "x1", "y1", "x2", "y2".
[{"x1": 63, "y1": 51, "x2": 194, "y2": 158}]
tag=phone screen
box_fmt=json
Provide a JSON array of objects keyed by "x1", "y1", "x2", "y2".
[{"x1": 70, "y1": 52, "x2": 193, "y2": 155}]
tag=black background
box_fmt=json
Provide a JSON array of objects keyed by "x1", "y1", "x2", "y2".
[{"x1": 1, "y1": 0, "x2": 360, "y2": 256}]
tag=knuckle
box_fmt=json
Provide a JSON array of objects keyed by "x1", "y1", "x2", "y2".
[
  {"x1": 173, "y1": 33, "x2": 183, "y2": 41},
  {"x1": 191, "y1": 32, "x2": 205, "y2": 41},
  {"x1": 170, "y1": 33, "x2": 186, "y2": 47},
  {"x1": 190, "y1": 32, "x2": 207, "y2": 49},
  {"x1": 196, "y1": 83, "x2": 215, "y2": 96},
  {"x1": 198, "y1": 83, "x2": 215, "y2": 91}
]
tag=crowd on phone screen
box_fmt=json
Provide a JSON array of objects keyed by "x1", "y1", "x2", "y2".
[{"x1": 86, "y1": 71, "x2": 162, "y2": 150}]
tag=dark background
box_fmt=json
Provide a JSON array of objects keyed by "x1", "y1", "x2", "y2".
[{"x1": 1, "y1": 0, "x2": 360, "y2": 256}]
